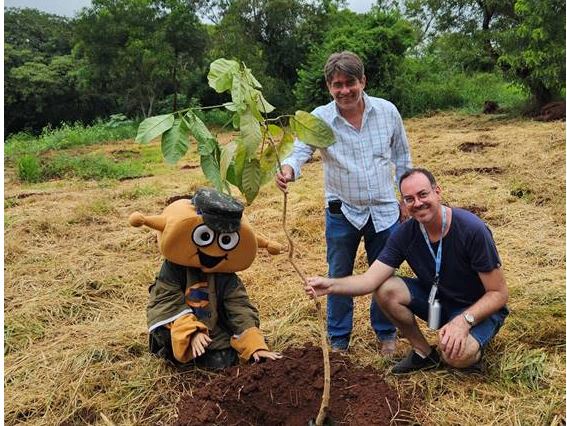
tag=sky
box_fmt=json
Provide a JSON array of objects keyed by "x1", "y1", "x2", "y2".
[{"x1": 3, "y1": 0, "x2": 375, "y2": 17}]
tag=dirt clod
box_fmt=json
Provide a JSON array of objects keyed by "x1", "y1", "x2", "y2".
[{"x1": 175, "y1": 344, "x2": 411, "y2": 425}]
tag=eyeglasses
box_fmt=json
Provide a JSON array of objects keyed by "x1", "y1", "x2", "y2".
[{"x1": 402, "y1": 189, "x2": 434, "y2": 205}]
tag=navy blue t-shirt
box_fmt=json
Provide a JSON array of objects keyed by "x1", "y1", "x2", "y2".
[{"x1": 377, "y1": 208, "x2": 501, "y2": 307}]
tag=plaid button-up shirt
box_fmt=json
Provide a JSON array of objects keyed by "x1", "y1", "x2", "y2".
[{"x1": 283, "y1": 93, "x2": 412, "y2": 231}]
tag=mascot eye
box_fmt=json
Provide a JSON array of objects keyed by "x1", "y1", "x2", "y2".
[
  {"x1": 218, "y1": 232, "x2": 240, "y2": 250},
  {"x1": 192, "y1": 224, "x2": 215, "y2": 247}
]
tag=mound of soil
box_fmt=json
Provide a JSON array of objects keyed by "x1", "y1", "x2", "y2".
[{"x1": 175, "y1": 344, "x2": 411, "y2": 425}]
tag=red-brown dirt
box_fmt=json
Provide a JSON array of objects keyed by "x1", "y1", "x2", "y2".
[{"x1": 175, "y1": 344, "x2": 413, "y2": 425}]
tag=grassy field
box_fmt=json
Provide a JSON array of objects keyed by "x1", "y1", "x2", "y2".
[{"x1": 4, "y1": 112, "x2": 565, "y2": 425}]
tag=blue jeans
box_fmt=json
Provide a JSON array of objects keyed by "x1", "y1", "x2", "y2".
[
  {"x1": 325, "y1": 208, "x2": 398, "y2": 348},
  {"x1": 403, "y1": 277, "x2": 509, "y2": 348}
]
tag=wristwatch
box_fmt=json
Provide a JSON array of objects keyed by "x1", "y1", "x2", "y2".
[{"x1": 463, "y1": 312, "x2": 475, "y2": 327}]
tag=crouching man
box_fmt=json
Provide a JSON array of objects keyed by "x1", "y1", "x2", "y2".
[
  {"x1": 306, "y1": 168, "x2": 509, "y2": 374},
  {"x1": 130, "y1": 188, "x2": 283, "y2": 369}
]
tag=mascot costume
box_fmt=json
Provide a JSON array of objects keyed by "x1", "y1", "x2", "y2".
[{"x1": 129, "y1": 188, "x2": 283, "y2": 369}]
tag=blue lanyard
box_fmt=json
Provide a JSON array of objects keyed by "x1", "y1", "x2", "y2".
[{"x1": 419, "y1": 206, "x2": 447, "y2": 303}]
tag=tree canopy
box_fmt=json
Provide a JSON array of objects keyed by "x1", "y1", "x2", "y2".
[{"x1": 4, "y1": 0, "x2": 565, "y2": 135}]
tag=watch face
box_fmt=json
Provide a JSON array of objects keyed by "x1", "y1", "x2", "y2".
[{"x1": 464, "y1": 313, "x2": 474, "y2": 324}]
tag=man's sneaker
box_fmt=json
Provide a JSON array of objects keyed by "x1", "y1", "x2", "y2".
[
  {"x1": 391, "y1": 346, "x2": 440, "y2": 375},
  {"x1": 453, "y1": 359, "x2": 485, "y2": 376}
]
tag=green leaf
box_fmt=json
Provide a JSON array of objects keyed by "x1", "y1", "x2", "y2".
[
  {"x1": 161, "y1": 117, "x2": 190, "y2": 164},
  {"x1": 239, "y1": 108, "x2": 262, "y2": 157},
  {"x1": 256, "y1": 91, "x2": 275, "y2": 113},
  {"x1": 290, "y1": 111, "x2": 335, "y2": 148},
  {"x1": 241, "y1": 158, "x2": 261, "y2": 204},
  {"x1": 263, "y1": 124, "x2": 284, "y2": 139},
  {"x1": 231, "y1": 72, "x2": 249, "y2": 112},
  {"x1": 243, "y1": 66, "x2": 262, "y2": 89},
  {"x1": 227, "y1": 140, "x2": 247, "y2": 187},
  {"x1": 259, "y1": 132, "x2": 294, "y2": 185},
  {"x1": 220, "y1": 141, "x2": 237, "y2": 182},
  {"x1": 208, "y1": 58, "x2": 239, "y2": 93},
  {"x1": 184, "y1": 111, "x2": 218, "y2": 156},
  {"x1": 201, "y1": 154, "x2": 224, "y2": 192},
  {"x1": 223, "y1": 102, "x2": 238, "y2": 111},
  {"x1": 135, "y1": 114, "x2": 174, "y2": 144}
]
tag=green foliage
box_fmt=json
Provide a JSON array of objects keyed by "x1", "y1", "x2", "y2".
[
  {"x1": 43, "y1": 154, "x2": 146, "y2": 181},
  {"x1": 15, "y1": 152, "x2": 146, "y2": 183},
  {"x1": 209, "y1": 0, "x2": 338, "y2": 112},
  {"x1": 403, "y1": 0, "x2": 564, "y2": 107},
  {"x1": 499, "y1": 346, "x2": 548, "y2": 390},
  {"x1": 136, "y1": 58, "x2": 334, "y2": 204},
  {"x1": 5, "y1": 121, "x2": 137, "y2": 159},
  {"x1": 3, "y1": 8, "x2": 96, "y2": 135},
  {"x1": 74, "y1": 0, "x2": 209, "y2": 118},
  {"x1": 17, "y1": 155, "x2": 42, "y2": 183},
  {"x1": 294, "y1": 9, "x2": 415, "y2": 111},
  {"x1": 498, "y1": 0, "x2": 566, "y2": 105},
  {"x1": 200, "y1": 108, "x2": 233, "y2": 127},
  {"x1": 391, "y1": 56, "x2": 527, "y2": 116}
]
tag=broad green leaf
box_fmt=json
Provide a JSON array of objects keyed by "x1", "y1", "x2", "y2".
[
  {"x1": 161, "y1": 117, "x2": 190, "y2": 164},
  {"x1": 135, "y1": 114, "x2": 174, "y2": 144},
  {"x1": 232, "y1": 112, "x2": 240, "y2": 130},
  {"x1": 220, "y1": 141, "x2": 237, "y2": 181},
  {"x1": 263, "y1": 124, "x2": 284, "y2": 139},
  {"x1": 259, "y1": 132, "x2": 294, "y2": 185},
  {"x1": 223, "y1": 102, "x2": 238, "y2": 112},
  {"x1": 290, "y1": 111, "x2": 335, "y2": 148},
  {"x1": 227, "y1": 139, "x2": 247, "y2": 187},
  {"x1": 243, "y1": 66, "x2": 262, "y2": 89},
  {"x1": 256, "y1": 92, "x2": 275, "y2": 114},
  {"x1": 184, "y1": 111, "x2": 219, "y2": 156},
  {"x1": 231, "y1": 72, "x2": 249, "y2": 112},
  {"x1": 201, "y1": 154, "x2": 224, "y2": 192},
  {"x1": 208, "y1": 58, "x2": 239, "y2": 93},
  {"x1": 239, "y1": 108, "x2": 262, "y2": 157},
  {"x1": 242, "y1": 158, "x2": 261, "y2": 204}
]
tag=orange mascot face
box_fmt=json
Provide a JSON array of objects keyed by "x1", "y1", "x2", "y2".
[{"x1": 129, "y1": 188, "x2": 276, "y2": 273}]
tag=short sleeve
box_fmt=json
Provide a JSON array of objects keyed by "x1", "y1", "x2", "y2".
[
  {"x1": 377, "y1": 225, "x2": 407, "y2": 269},
  {"x1": 467, "y1": 221, "x2": 501, "y2": 272}
]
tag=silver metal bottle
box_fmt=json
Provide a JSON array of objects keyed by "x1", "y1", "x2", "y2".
[{"x1": 428, "y1": 299, "x2": 442, "y2": 330}]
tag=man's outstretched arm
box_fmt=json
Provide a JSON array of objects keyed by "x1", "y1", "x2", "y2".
[{"x1": 305, "y1": 260, "x2": 396, "y2": 298}]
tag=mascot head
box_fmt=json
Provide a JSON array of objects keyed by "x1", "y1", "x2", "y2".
[{"x1": 129, "y1": 188, "x2": 282, "y2": 273}]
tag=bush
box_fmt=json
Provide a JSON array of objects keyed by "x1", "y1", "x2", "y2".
[
  {"x1": 17, "y1": 154, "x2": 42, "y2": 183},
  {"x1": 390, "y1": 57, "x2": 528, "y2": 117},
  {"x1": 15, "y1": 152, "x2": 147, "y2": 183},
  {"x1": 5, "y1": 120, "x2": 137, "y2": 159},
  {"x1": 201, "y1": 108, "x2": 233, "y2": 128},
  {"x1": 43, "y1": 154, "x2": 145, "y2": 181}
]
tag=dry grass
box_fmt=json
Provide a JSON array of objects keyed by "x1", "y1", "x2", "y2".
[{"x1": 4, "y1": 112, "x2": 565, "y2": 425}]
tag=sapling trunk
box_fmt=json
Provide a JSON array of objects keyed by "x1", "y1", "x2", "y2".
[
  {"x1": 266, "y1": 132, "x2": 331, "y2": 425},
  {"x1": 282, "y1": 192, "x2": 331, "y2": 425}
]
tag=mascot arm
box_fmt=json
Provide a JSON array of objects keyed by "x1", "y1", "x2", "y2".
[
  {"x1": 256, "y1": 233, "x2": 285, "y2": 255},
  {"x1": 170, "y1": 314, "x2": 209, "y2": 363},
  {"x1": 222, "y1": 276, "x2": 269, "y2": 361},
  {"x1": 231, "y1": 327, "x2": 268, "y2": 361}
]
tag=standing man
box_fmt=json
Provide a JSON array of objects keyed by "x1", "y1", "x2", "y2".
[
  {"x1": 306, "y1": 168, "x2": 509, "y2": 374},
  {"x1": 276, "y1": 51, "x2": 412, "y2": 355}
]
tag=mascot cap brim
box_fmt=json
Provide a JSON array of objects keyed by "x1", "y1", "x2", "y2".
[{"x1": 193, "y1": 188, "x2": 243, "y2": 233}]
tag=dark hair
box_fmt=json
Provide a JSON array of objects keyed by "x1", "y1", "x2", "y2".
[
  {"x1": 399, "y1": 168, "x2": 437, "y2": 192},
  {"x1": 324, "y1": 51, "x2": 365, "y2": 83}
]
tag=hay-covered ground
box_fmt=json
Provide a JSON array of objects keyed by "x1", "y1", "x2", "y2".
[{"x1": 4, "y1": 113, "x2": 565, "y2": 425}]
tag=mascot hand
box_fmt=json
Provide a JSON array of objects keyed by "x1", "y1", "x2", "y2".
[
  {"x1": 252, "y1": 350, "x2": 283, "y2": 363},
  {"x1": 191, "y1": 332, "x2": 212, "y2": 359}
]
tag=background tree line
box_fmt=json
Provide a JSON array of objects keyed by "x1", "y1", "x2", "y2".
[{"x1": 4, "y1": 0, "x2": 565, "y2": 136}]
